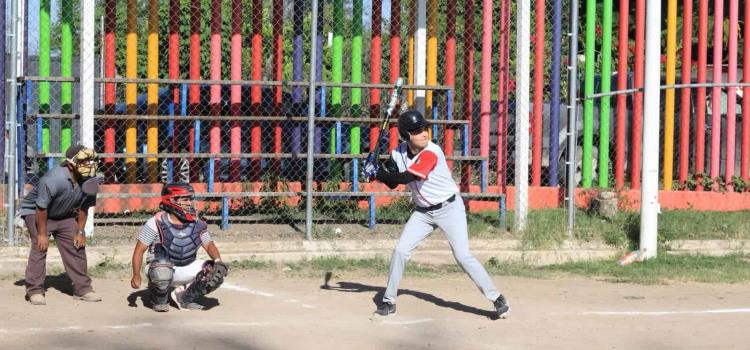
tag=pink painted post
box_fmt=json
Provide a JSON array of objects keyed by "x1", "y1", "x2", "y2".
[
  {"x1": 479, "y1": 0, "x2": 493, "y2": 185},
  {"x1": 230, "y1": 0, "x2": 242, "y2": 181},
  {"x1": 710, "y1": 0, "x2": 724, "y2": 182},
  {"x1": 726, "y1": 0, "x2": 738, "y2": 185}
]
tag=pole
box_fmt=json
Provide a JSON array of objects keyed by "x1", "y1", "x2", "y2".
[
  {"x1": 306, "y1": 0, "x2": 320, "y2": 241},
  {"x1": 80, "y1": 0, "x2": 95, "y2": 236},
  {"x1": 566, "y1": 0, "x2": 580, "y2": 238},
  {"x1": 7, "y1": 0, "x2": 19, "y2": 244},
  {"x1": 641, "y1": 0, "x2": 661, "y2": 259},
  {"x1": 515, "y1": 0, "x2": 530, "y2": 231}
]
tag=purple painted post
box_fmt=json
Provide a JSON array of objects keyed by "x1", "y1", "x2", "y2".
[
  {"x1": 549, "y1": 0, "x2": 562, "y2": 186},
  {"x1": 0, "y1": 0, "x2": 5, "y2": 173},
  {"x1": 315, "y1": 0, "x2": 324, "y2": 155},
  {"x1": 292, "y1": 0, "x2": 304, "y2": 155}
]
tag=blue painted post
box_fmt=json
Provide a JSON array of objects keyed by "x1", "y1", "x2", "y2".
[
  {"x1": 353, "y1": 158, "x2": 359, "y2": 191},
  {"x1": 181, "y1": 84, "x2": 188, "y2": 115},
  {"x1": 499, "y1": 195, "x2": 506, "y2": 231},
  {"x1": 481, "y1": 159, "x2": 487, "y2": 191},
  {"x1": 222, "y1": 196, "x2": 229, "y2": 231},
  {"x1": 463, "y1": 124, "x2": 469, "y2": 156},
  {"x1": 432, "y1": 101, "x2": 438, "y2": 143},
  {"x1": 18, "y1": 82, "x2": 29, "y2": 197},
  {"x1": 447, "y1": 91, "x2": 453, "y2": 119},
  {"x1": 208, "y1": 160, "x2": 215, "y2": 192},
  {"x1": 336, "y1": 122, "x2": 342, "y2": 155},
  {"x1": 369, "y1": 195, "x2": 376, "y2": 230}
]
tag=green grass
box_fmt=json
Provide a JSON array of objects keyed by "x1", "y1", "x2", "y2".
[
  {"x1": 496, "y1": 208, "x2": 750, "y2": 250},
  {"x1": 526, "y1": 254, "x2": 750, "y2": 284},
  {"x1": 291, "y1": 254, "x2": 750, "y2": 284},
  {"x1": 658, "y1": 210, "x2": 750, "y2": 240}
]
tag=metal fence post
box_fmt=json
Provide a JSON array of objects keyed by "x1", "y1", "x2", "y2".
[{"x1": 305, "y1": 0, "x2": 320, "y2": 241}]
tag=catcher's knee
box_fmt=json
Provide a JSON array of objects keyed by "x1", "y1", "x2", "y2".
[{"x1": 147, "y1": 258, "x2": 174, "y2": 294}]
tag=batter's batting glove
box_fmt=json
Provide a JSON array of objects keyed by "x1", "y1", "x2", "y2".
[{"x1": 363, "y1": 156, "x2": 380, "y2": 179}]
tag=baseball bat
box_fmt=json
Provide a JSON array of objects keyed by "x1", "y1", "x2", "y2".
[{"x1": 370, "y1": 78, "x2": 403, "y2": 162}]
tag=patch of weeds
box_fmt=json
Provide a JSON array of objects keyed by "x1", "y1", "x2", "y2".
[
  {"x1": 312, "y1": 226, "x2": 343, "y2": 240},
  {"x1": 466, "y1": 211, "x2": 505, "y2": 238},
  {"x1": 89, "y1": 255, "x2": 129, "y2": 277},
  {"x1": 230, "y1": 258, "x2": 273, "y2": 270},
  {"x1": 376, "y1": 197, "x2": 414, "y2": 223}
]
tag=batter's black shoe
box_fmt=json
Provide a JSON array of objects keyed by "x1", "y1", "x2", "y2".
[
  {"x1": 374, "y1": 302, "x2": 396, "y2": 316},
  {"x1": 494, "y1": 295, "x2": 510, "y2": 319}
]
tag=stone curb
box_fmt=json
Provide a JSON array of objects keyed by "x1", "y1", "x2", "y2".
[{"x1": 2, "y1": 239, "x2": 748, "y2": 274}]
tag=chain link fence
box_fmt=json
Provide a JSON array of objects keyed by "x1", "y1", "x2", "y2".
[{"x1": 4, "y1": 0, "x2": 516, "y2": 243}]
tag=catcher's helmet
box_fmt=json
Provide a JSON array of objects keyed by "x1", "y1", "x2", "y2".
[
  {"x1": 160, "y1": 182, "x2": 197, "y2": 223},
  {"x1": 397, "y1": 109, "x2": 429, "y2": 141}
]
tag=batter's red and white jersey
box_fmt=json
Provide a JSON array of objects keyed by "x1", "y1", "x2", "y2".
[{"x1": 390, "y1": 141, "x2": 459, "y2": 207}]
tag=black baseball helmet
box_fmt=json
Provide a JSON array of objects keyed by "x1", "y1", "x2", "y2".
[{"x1": 397, "y1": 109, "x2": 429, "y2": 141}]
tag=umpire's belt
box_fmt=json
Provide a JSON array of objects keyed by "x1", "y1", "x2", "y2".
[{"x1": 414, "y1": 194, "x2": 456, "y2": 213}]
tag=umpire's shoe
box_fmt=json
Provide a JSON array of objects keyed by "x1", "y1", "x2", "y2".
[
  {"x1": 494, "y1": 295, "x2": 510, "y2": 319},
  {"x1": 374, "y1": 302, "x2": 396, "y2": 316}
]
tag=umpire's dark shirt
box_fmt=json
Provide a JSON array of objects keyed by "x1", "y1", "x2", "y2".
[{"x1": 19, "y1": 166, "x2": 97, "y2": 220}]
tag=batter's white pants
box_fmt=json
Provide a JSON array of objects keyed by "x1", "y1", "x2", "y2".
[{"x1": 383, "y1": 195, "x2": 501, "y2": 304}]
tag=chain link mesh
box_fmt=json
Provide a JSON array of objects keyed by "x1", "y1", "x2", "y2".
[{"x1": 9, "y1": 0, "x2": 521, "y2": 240}]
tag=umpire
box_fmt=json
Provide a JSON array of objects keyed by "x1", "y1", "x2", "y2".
[{"x1": 18, "y1": 144, "x2": 103, "y2": 305}]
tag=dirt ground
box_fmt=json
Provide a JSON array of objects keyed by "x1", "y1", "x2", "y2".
[{"x1": 1, "y1": 269, "x2": 748, "y2": 349}]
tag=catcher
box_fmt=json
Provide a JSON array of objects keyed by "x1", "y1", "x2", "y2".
[
  {"x1": 363, "y1": 109, "x2": 510, "y2": 319},
  {"x1": 130, "y1": 182, "x2": 228, "y2": 312}
]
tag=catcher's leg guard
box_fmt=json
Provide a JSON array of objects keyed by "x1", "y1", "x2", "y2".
[{"x1": 147, "y1": 257, "x2": 174, "y2": 307}]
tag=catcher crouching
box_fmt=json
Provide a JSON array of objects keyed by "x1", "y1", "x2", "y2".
[{"x1": 130, "y1": 182, "x2": 228, "y2": 312}]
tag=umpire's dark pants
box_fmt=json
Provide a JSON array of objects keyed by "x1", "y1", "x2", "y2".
[{"x1": 24, "y1": 215, "x2": 93, "y2": 297}]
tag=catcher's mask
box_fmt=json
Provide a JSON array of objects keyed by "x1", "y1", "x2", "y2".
[
  {"x1": 160, "y1": 182, "x2": 198, "y2": 223},
  {"x1": 64, "y1": 145, "x2": 99, "y2": 179}
]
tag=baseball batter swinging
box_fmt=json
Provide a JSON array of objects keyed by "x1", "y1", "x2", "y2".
[{"x1": 363, "y1": 109, "x2": 510, "y2": 319}]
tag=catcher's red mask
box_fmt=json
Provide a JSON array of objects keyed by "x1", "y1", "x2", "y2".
[{"x1": 160, "y1": 182, "x2": 197, "y2": 223}]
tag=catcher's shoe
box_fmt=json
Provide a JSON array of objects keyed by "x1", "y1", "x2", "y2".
[
  {"x1": 494, "y1": 295, "x2": 510, "y2": 319},
  {"x1": 374, "y1": 302, "x2": 396, "y2": 316},
  {"x1": 171, "y1": 286, "x2": 204, "y2": 311},
  {"x1": 27, "y1": 293, "x2": 46, "y2": 305},
  {"x1": 153, "y1": 303, "x2": 170, "y2": 312}
]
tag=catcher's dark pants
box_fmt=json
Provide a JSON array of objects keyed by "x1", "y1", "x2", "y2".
[{"x1": 24, "y1": 214, "x2": 93, "y2": 297}]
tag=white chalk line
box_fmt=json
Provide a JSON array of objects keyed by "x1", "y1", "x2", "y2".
[
  {"x1": 0, "y1": 321, "x2": 274, "y2": 335},
  {"x1": 222, "y1": 282, "x2": 317, "y2": 309},
  {"x1": 374, "y1": 318, "x2": 434, "y2": 325},
  {"x1": 221, "y1": 282, "x2": 275, "y2": 297},
  {"x1": 0, "y1": 323, "x2": 154, "y2": 334},
  {"x1": 580, "y1": 308, "x2": 750, "y2": 316}
]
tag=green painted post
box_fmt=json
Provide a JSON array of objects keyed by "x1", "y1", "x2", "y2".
[
  {"x1": 40, "y1": 0, "x2": 50, "y2": 158},
  {"x1": 61, "y1": 0, "x2": 73, "y2": 152},
  {"x1": 583, "y1": 0, "x2": 596, "y2": 188},
  {"x1": 599, "y1": 0, "x2": 613, "y2": 188}
]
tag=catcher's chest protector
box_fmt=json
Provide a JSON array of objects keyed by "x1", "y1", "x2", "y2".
[{"x1": 155, "y1": 212, "x2": 207, "y2": 267}]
